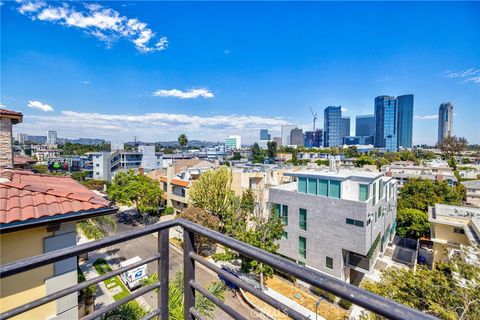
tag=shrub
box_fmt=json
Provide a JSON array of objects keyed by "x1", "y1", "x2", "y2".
[
  {"x1": 164, "y1": 206, "x2": 174, "y2": 215},
  {"x1": 314, "y1": 288, "x2": 336, "y2": 303},
  {"x1": 338, "y1": 298, "x2": 352, "y2": 310}
]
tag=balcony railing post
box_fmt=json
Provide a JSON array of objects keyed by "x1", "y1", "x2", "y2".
[
  {"x1": 158, "y1": 229, "x2": 169, "y2": 320},
  {"x1": 183, "y1": 228, "x2": 195, "y2": 320}
]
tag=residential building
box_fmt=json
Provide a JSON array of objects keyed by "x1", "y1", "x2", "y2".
[
  {"x1": 47, "y1": 130, "x2": 57, "y2": 145},
  {"x1": 290, "y1": 128, "x2": 304, "y2": 147},
  {"x1": 32, "y1": 144, "x2": 60, "y2": 162},
  {"x1": 1, "y1": 109, "x2": 23, "y2": 168},
  {"x1": 87, "y1": 147, "x2": 163, "y2": 182},
  {"x1": 304, "y1": 129, "x2": 324, "y2": 148},
  {"x1": 438, "y1": 102, "x2": 453, "y2": 145},
  {"x1": 343, "y1": 136, "x2": 374, "y2": 146},
  {"x1": 355, "y1": 115, "x2": 374, "y2": 137},
  {"x1": 462, "y1": 180, "x2": 480, "y2": 207},
  {"x1": 269, "y1": 165, "x2": 398, "y2": 283},
  {"x1": 383, "y1": 162, "x2": 457, "y2": 187},
  {"x1": 374, "y1": 96, "x2": 398, "y2": 152},
  {"x1": 259, "y1": 129, "x2": 270, "y2": 141},
  {"x1": 341, "y1": 116, "x2": 350, "y2": 138},
  {"x1": 225, "y1": 135, "x2": 241, "y2": 150},
  {"x1": 16, "y1": 133, "x2": 28, "y2": 144},
  {"x1": 151, "y1": 160, "x2": 218, "y2": 214},
  {"x1": 324, "y1": 106, "x2": 342, "y2": 147},
  {"x1": 396, "y1": 94, "x2": 414, "y2": 149},
  {"x1": 0, "y1": 170, "x2": 115, "y2": 320},
  {"x1": 428, "y1": 204, "x2": 480, "y2": 266},
  {"x1": 281, "y1": 125, "x2": 296, "y2": 146}
]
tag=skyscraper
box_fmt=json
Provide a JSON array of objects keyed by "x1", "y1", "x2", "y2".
[
  {"x1": 397, "y1": 94, "x2": 414, "y2": 149},
  {"x1": 374, "y1": 96, "x2": 397, "y2": 151},
  {"x1": 47, "y1": 130, "x2": 57, "y2": 145},
  {"x1": 225, "y1": 135, "x2": 241, "y2": 150},
  {"x1": 281, "y1": 125, "x2": 296, "y2": 146},
  {"x1": 355, "y1": 115, "x2": 375, "y2": 137},
  {"x1": 259, "y1": 129, "x2": 270, "y2": 141},
  {"x1": 290, "y1": 128, "x2": 304, "y2": 147},
  {"x1": 438, "y1": 102, "x2": 453, "y2": 145},
  {"x1": 305, "y1": 129, "x2": 324, "y2": 148},
  {"x1": 341, "y1": 116, "x2": 350, "y2": 138},
  {"x1": 324, "y1": 106, "x2": 342, "y2": 147}
]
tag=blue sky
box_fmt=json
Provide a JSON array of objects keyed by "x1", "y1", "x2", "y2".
[{"x1": 1, "y1": 1, "x2": 479, "y2": 144}]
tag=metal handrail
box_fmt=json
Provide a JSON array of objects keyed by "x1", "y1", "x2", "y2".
[{"x1": 0, "y1": 218, "x2": 437, "y2": 320}]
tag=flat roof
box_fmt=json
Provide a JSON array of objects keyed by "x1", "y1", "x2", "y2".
[
  {"x1": 462, "y1": 180, "x2": 480, "y2": 189},
  {"x1": 285, "y1": 169, "x2": 383, "y2": 181}
]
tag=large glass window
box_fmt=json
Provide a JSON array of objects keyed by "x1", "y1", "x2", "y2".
[
  {"x1": 359, "y1": 184, "x2": 369, "y2": 201},
  {"x1": 282, "y1": 231, "x2": 288, "y2": 239},
  {"x1": 273, "y1": 203, "x2": 281, "y2": 218},
  {"x1": 307, "y1": 178, "x2": 317, "y2": 195},
  {"x1": 379, "y1": 180, "x2": 384, "y2": 199},
  {"x1": 299, "y1": 236, "x2": 307, "y2": 259},
  {"x1": 326, "y1": 257, "x2": 333, "y2": 269},
  {"x1": 298, "y1": 177, "x2": 307, "y2": 193},
  {"x1": 329, "y1": 180, "x2": 341, "y2": 198},
  {"x1": 299, "y1": 208, "x2": 307, "y2": 231},
  {"x1": 282, "y1": 205, "x2": 288, "y2": 225},
  {"x1": 373, "y1": 181, "x2": 377, "y2": 205},
  {"x1": 319, "y1": 179, "x2": 329, "y2": 196}
]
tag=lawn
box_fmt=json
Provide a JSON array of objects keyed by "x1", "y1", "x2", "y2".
[{"x1": 93, "y1": 258, "x2": 135, "y2": 301}]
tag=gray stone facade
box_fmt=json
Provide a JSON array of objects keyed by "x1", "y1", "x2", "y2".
[
  {"x1": 0, "y1": 118, "x2": 13, "y2": 168},
  {"x1": 269, "y1": 173, "x2": 397, "y2": 283}
]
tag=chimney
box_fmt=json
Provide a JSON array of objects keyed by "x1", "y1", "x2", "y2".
[{"x1": 0, "y1": 109, "x2": 23, "y2": 169}]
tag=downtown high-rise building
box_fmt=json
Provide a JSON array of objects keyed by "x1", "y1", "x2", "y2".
[
  {"x1": 438, "y1": 102, "x2": 453, "y2": 145},
  {"x1": 259, "y1": 129, "x2": 270, "y2": 141},
  {"x1": 324, "y1": 106, "x2": 342, "y2": 147},
  {"x1": 341, "y1": 116, "x2": 350, "y2": 138},
  {"x1": 355, "y1": 115, "x2": 374, "y2": 137},
  {"x1": 397, "y1": 94, "x2": 414, "y2": 149},
  {"x1": 305, "y1": 129, "x2": 324, "y2": 148},
  {"x1": 290, "y1": 128, "x2": 304, "y2": 147},
  {"x1": 281, "y1": 125, "x2": 297, "y2": 146},
  {"x1": 374, "y1": 96, "x2": 398, "y2": 152},
  {"x1": 47, "y1": 130, "x2": 57, "y2": 145}
]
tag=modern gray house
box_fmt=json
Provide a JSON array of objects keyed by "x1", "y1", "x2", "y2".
[{"x1": 269, "y1": 167, "x2": 398, "y2": 284}]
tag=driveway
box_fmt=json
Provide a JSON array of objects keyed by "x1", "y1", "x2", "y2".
[{"x1": 102, "y1": 212, "x2": 257, "y2": 319}]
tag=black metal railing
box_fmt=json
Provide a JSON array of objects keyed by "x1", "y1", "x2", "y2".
[{"x1": 0, "y1": 218, "x2": 437, "y2": 320}]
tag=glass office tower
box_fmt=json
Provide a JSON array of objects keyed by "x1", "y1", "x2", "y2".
[
  {"x1": 397, "y1": 94, "x2": 414, "y2": 149},
  {"x1": 374, "y1": 96, "x2": 397, "y2": 151},
  {"x1": 355, "y1": 115, "x2": 374, "y2": 137},
  {"x1": 324, "y1": 106, "x2": 342, "y2": 147}
]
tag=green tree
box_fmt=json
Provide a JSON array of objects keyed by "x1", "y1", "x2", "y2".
[
  {"x1": 178, "y1": 207, "x2": 220, "y2": 255},
  {"x1": 343, "y1": 146, "x2": 358, "y2": 159},
  {"x1": 448, "y1": 156, "x2": 457, "y2": 170},
  {"x1": 266, "y1": 141, "x2": 278, "y2": 159},
  {"x1": 107, "y1": 170, "x2": 163, "y2": 215},
  {"x1": 362, "y1": 249, "x2": 480, "y2": 320},
  {"x1": 398, "y1": 178, "x2": 464, "y2": 212},
  {"x1": 71, "y1": 171, "x2": 88, "y2": 181},
  {"x1": 438, "y1": 136, "x2": 468, "y2": 159},
  {"x1": 415, "y1": 149, "x2": 437, "y2": 161},
  {"x1": 355, "y1": 155, "x2": 375, "y2": 167},
  {"x1": 77, "y1": 216, "x2": 116, "y2": 240},
  {"x1": 315, "y1": 159, "x2": 329, "y2": 166},
  {"x1": 251, "y1": 143, "x2": 264, "y2": 163},
  {"x1": 230, "y1": 152, "x2": 241, "y2": 160},
  {"x1": 32, "y1": 164, "x2": 49, "y2": 174},
  {"x1": 178, "y1": 134, "x2": 188, "y2": 150},
  {"x1": 396, "y1": 208, "x2": 430, "y2": 239},
  {"x1": 141, "y1": 271, "x2": 224, "y2": 320},
  {"x1": 101, "y1": 301, "x2": 147, "y2": 320}
]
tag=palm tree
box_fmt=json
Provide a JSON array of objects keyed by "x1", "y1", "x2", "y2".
[
  {"x1": 178, "y1": 134, "x2": 188, "y2": 156},
  {"x1": 141, "y1": 271, "x2": 224, "y2": 320}
]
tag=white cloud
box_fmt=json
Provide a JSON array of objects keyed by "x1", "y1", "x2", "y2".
[
  {"x1": 152, "y1": 88, "x2": 214, "y2": 99},
  {"x1": 15, "y1": 1, "x2": 167, "y2": 53},
  {"x1": 414, "y1": 114, "x2": 438, "y2": 120},
  {"x1": 341, "y1": 107, "x2": 348, "y2": 113},
  {"x1": 224, "y1": 49, "x2": 230, "y2": 55},
  {"x1": 82, "y1": 80, "x2": 91, "y2": 85},
  {"x1": 27, "y1": 100, "x2": 54, "y2": 112},
  {"x1": 17, "y1": 110, "x2": 290, "y2": 143},
  {"x1": 442, "y1": 68, "x2": 480, "y2": 84}
]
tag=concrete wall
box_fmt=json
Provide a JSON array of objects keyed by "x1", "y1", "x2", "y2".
[{"x1": 432, "y1": 223, "x2": 470, "y2": 245}]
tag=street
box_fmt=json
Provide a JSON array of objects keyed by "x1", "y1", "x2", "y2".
[{"x1": 101, "y1": 212, "x2": 258, "y2": 319}]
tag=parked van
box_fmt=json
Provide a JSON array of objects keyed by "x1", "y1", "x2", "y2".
[{"x1": 119, "y1": 256, "x2": 148, "y2": 289}]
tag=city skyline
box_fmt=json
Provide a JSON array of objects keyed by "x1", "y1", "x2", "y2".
[{"x1": 1, "y1": 1, "x2": 479, "y2": 144}]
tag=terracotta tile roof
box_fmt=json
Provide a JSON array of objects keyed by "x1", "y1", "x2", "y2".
[
  {"x1": 159, "y1": 176, "x2": 168, "y2": 183},
  {"x1": 171, "y1": 179, "x2": 190, "y2": 187},
  {"x1": 0, "y1": 108, "x2": 23, "y2": 124},
  {"x1": 14, "y1": 155, "x2": 35, "y2": 166},
  {"x1": 0, "y1": 169, "x2": 112, "y2": 225}
]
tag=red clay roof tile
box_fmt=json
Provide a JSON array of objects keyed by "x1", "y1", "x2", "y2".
[{"x1": 0, "y1": 169, "x2": 112, "y2": 225}]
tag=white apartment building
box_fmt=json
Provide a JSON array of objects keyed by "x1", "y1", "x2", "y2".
[
  {"x1": 32, "y1": 144, "x2": 60, "y2": 161},
  {"x1": 462, "y1": 180, "x2": 480, "y2": 207},
  {"x1": 383, "y1": 162, "x2": 457, "y2": 187},
  {"x1": 269, "y1": 168, "x2": 398, "y2": 284},
  {"x1": 88, "y1": 148, "x2": 163, "y2": 182},
  {"x1": 225, "y1": 135, "x2": 241, "y2": 150}
]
